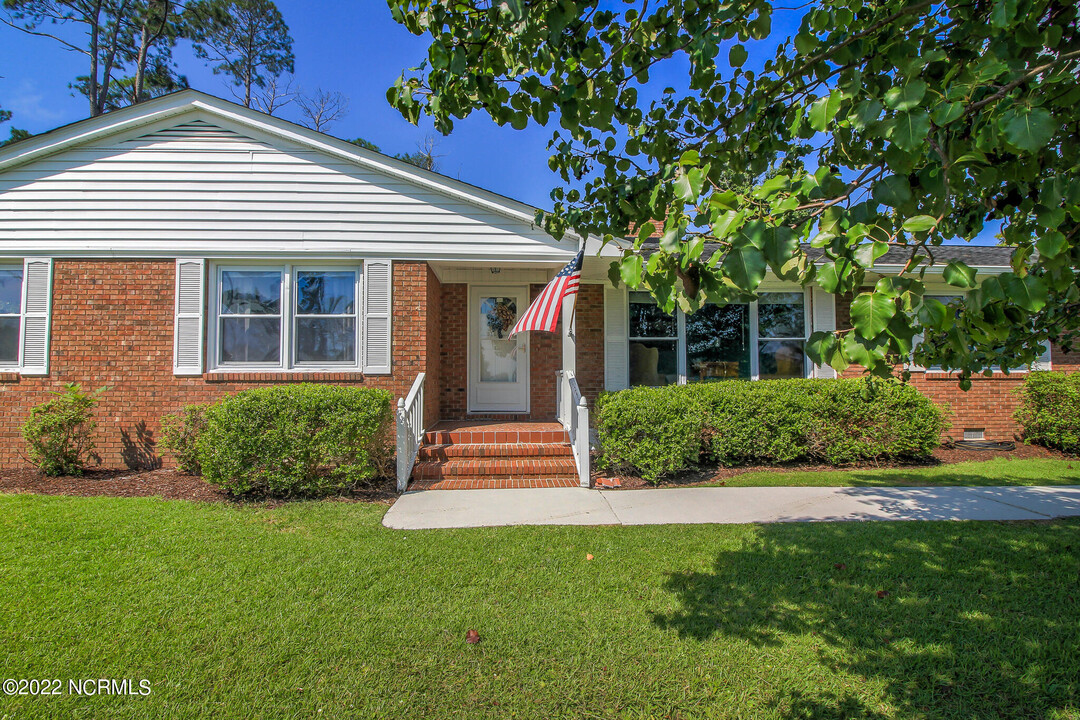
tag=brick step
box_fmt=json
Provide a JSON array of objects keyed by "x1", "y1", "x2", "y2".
[
  {"x1": 423, "y1": 427, "x2": 569, "y2": 445},
  {"x1": 409, "y1": 477, "x2": 581, "y2": 490},
  {"x1": 418, "y1": 443, "x2": 572, "y2": 461},
  {"x1": 411, "y1": 457, "x2": 578, "y2": 481}
]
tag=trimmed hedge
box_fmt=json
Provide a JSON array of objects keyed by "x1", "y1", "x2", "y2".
[
  {"x1": 195, "y1": 384, "x2": 394, "y2": 497},
  {"x1": 1015, "y1": 371, "x2": 1080, "y2": 454},
  {"x1": 596, "y1": 379, "x2": 950, "y2": 482}
]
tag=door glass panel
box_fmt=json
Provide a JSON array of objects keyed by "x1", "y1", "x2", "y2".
[{"x1": 478, "y1": 296, "x2": 518, "y2": 383}]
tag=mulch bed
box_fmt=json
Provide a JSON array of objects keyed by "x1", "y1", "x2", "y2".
[
  {"x1": 0, "y1": 468, "x2": 398, "y2": 505},
  {"x1": 594, "y1": 442, "x2": 1072, "y2": 490}
]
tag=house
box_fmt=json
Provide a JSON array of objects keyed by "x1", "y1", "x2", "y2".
[{"x1": 0, "y1": 91, "x2": 1074, "y2": 486}]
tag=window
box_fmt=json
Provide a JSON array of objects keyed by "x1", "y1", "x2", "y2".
[
  {"x1": 214, "y1": 265, "x2": 360, "y2": 369},
  {"x1": 629, "y1": 291, "x2": 679, "y2": 386},
  {"x1": 0, "y1": 265, "x2": 22, "y2": 367},
  {"x1": 757, "y1": 292, "x2": 806, "y2": 379},
  {"x1": 627, "y1": 289, "x2": 809, "y2": 386},
  {"x1": 686, "y1": 303, "x2": 750, "y2": 380}
]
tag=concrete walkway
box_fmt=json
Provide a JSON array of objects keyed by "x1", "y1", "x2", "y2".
[{"x1": 382, "y1": 485, "x2": 1080, "y2": 530}]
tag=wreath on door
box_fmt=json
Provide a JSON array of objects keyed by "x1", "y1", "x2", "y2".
[{"x1": 485, "y1": 298, "x2": 517, "y2": 339}]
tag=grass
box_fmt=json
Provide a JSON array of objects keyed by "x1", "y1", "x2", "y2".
[
  {"x1": 703, "y1": 456, "x2": 1080, "y2": 488},
  {"x1": 0, "y1": 496, "x2": 1078, "y2": 719}
]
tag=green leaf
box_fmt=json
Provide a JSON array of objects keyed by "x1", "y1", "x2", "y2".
[
  {"x1": 850, "y1": 291, "x2": 897, "y2": 338},
  {"x1": 711, "y1": 210, "x2": 744, "y2": 239},
  {"x1": 843, "y1": 332, "x2": 885, "y2": 369},
  {"x1": 679, "y1": 149, "x2": 700, "y2": 167},
  {"x1": 659, "y1": 227, "x2": 680, "y2": 253},
  {"x1": 763, "y1": 226, "x2": 798, "y2": 275},
  {"x1": 1036, "y1": 231, "x2": 1067, "y2": 259},
  {"x1": 917, "y1": 297, "x2": 950, "y2": 329},
  {"x1": 721, "y1": 245, "x2": 767, "y2": 292},
  {"x1": 728, "y1": 44, "x2": 748, "y2": 68},
  {"x1": 854, "y1": 241, "x2": 889, "y2": 268},
  {"x1": 943, "y1": 261, "x2": 977, "y2": 289},
  {"x1": 891, "y1": 110, "x2": 931, "y2": 151},
  {"x1": 1000, "y1": 274, "x2": 1048, "y2": 312},
  {"x1": 805, "y1": 331, "x2": 839, "y2": 368},
  {"x1": 902, "y1": 215, "x2": 938, "y2": 232},
  {"x1": 883, "y1": 80, "x2": 927, "y2": 112},
  {"x1": 619, "y1": 254, "x2": 643, "y2": 287},
  {"x1": 1001, "y1": 108, "x2": 1054, "y2": 153},
  {"x1": 809, "y1": 90, "x2": 841, "y2": 132},
  {"x1": 872, "y1": 175, "x2": 912, "y2": 207},
  {"x1": 931, "y1": 101, "x2": 964, "y2": 126}
]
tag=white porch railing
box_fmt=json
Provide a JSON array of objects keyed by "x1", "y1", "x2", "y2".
[
  {"x1": 555, "y1": 370, "x2": 591, "y2": 488},
  {"x1": 396, "y1": 372, "x2": 426, "y2": 492}
]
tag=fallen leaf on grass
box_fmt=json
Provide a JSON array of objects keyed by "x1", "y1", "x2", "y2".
[
  {"x1": 834, "y1": 563, "x2": 846, "y2": 570},
  {"x1": 877, "y1": 590, "x2": 890, "y2": 599},
  {"x1": 465, "y1": 629, "x2": 481, "y2": 644},
  {"x1": 586, "y1": 554, "x2": 594, "y2": 561}
]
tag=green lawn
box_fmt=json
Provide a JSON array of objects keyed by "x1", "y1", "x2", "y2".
[
  {"x1": 1, "y1": 495, "x2": 1078, "y2": 719},
  {"x1": 707, "y1": 456, "x2": 1080, "y2": 488}
]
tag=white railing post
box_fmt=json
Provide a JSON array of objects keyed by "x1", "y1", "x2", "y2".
[
  {"x1": 396, "y1": 398, "x2": 409, "y2": 492},
  {"x1": 576, "y1": 395, "x2": 590, "y2": 488},
  {"x1": 396, "y1": 372, "x2": 426, "y2": 493}
]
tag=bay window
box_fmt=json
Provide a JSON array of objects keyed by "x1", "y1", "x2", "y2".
[
  {"x1": 213, "y1": 264, "x2": 361, "y2": 370},
  {"x1": 628, "y1": 289, "x2": 809, "y2": 386}
]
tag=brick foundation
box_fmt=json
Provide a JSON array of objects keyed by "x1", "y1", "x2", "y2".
[{"x1": 0, "y1": 259, "x2": 438, "y2": 468}]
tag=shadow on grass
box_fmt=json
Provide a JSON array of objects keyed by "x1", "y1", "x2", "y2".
[
  {"x1": 653, "y1": 519, "x2": 1080, "y2": 718},
  {"x1": 838, "y1": 469, "x2": 1080, "y2": 488}
]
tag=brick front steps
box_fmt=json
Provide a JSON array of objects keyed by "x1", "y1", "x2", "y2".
[{"x1": 409, "y1": 420, "x2": 579, "y2": 490}]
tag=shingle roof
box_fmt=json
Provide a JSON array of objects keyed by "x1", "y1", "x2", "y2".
[{"x1": 639, "y1": 241, "x2": 1017, "y2": 268}]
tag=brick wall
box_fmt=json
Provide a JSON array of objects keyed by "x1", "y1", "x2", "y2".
[
  {"x1": 575, "y1": 284, "x2": 605, "y2": 407},
  {"x1": 528, "y1": 283, "x2": 560, "y2": 420},
  {"x1": 424, "y1": 265, "x2": 442, "y2": 425},
  {"x1": 0, "y1": 259, "x2": 436, "y2": 468},
  {"x1": 438, "y1": 283, "x2": 468, "y2": 419},
  {"x1": 835, "y1": 292, "x2": 1074, "y2": 441}
]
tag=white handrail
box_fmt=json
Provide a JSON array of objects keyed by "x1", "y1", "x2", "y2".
[
  {"x1": 396, "y1": 372, "x2": 426, "y2": 492},
  {"x1": 555, "y1": 370, "x2": 590, "y2": 488}
]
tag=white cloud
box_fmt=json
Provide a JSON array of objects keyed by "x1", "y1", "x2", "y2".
[{"x1": 6, "y1": 80, "x2": 64, "y2": 124}]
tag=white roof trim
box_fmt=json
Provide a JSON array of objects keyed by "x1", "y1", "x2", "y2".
[{"x1": 0, "y1": 89, "x2": 580, "y2": 241}]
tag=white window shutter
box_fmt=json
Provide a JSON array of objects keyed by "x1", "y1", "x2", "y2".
[
  {"x1": 1033, "y1": 340, "x2": 1053, "y2": 371},
  {"x1": 604, "y1": 283, "x2": 629, "y2": 390},
  {"x1": 20, "y1": 258, "x2": 53, "y2": 376},
  {"x1": 810, "y1": 285, "x2": 836, "y2": 379},
  {"x1": 173, "y1": 259, "x2": 205, "y2": 376},
  {"x1": 363, "y1": 260, "x2": 392, "y2": 375}
]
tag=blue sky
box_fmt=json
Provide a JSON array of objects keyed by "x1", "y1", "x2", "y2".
[
  {"x1": 0, "y1": 2, "x2": 996, "y2": 244},
  {"x1": 0, "y1": 2, "x2": 567, "y2": 207}
]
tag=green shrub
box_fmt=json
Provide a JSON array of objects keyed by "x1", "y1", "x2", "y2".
[
  {"x1": 160, "y1": 404, "x2": 208, "y2": 475},
  {"x1": 595, "y1": 387, "x2": 705, "y2": 481},
  {"x1": 596, "y1": 378, "x2": 949, "y2": 482},
  {"x1": 1015, "y1": 371, "x2": 1080, "y2": 454},
  {"x1": 21, "y1": 383, "x2": 106, "y2": 476},
  {"x1": 195, "y1": 384, "x2": 394, "y2": 497}
]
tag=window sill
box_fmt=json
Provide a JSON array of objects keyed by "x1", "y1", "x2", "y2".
[{"x1": 203, "y1": 371, "x2": 368, "y2": 383}]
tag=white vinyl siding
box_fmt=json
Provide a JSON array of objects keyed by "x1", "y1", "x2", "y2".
[{"x1": 0, "y1": 118, "x2": 566, "y2": 259}]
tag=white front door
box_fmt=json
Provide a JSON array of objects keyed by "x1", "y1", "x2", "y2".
[{"x1": 468, "y1": 286, "x2": 530, "y2": 413}]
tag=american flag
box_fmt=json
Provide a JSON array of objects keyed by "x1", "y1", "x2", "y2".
[{"x1": 508, "y1": 250, "x2": 583, "y2": 336}]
